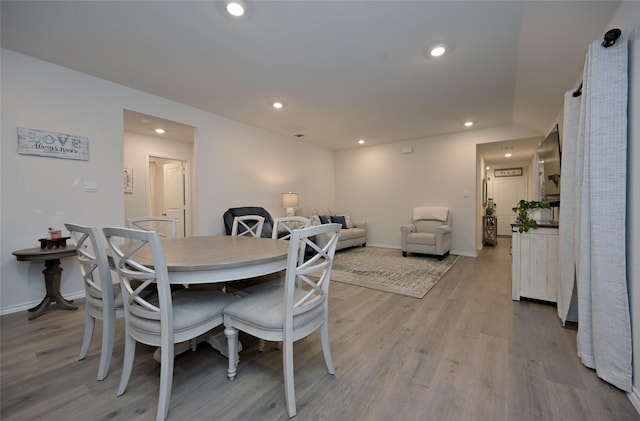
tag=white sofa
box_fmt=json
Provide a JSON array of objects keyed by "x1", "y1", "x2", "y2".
[{"x1": 294, "y1": 207, "x2": 366, "y2": 250}]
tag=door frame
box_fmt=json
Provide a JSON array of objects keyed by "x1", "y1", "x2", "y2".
[
  {"x1": 146, "y1": 153, "x2": 192, "y2": 237},
  {"x1": 491, "y1": 175, "x2": 528, "y2": 236}
]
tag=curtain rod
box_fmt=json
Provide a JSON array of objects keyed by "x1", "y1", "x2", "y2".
[{"x1": 572, "y1": 28, "x2": 621, "y2": 97}]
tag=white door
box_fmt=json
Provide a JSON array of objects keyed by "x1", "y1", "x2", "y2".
[
  {"x1": 492, "y1": 176, "x2": 527, "y2": 236},
  {"x1": 163, "y1": 161, "x2": 186, "y2": 238}
]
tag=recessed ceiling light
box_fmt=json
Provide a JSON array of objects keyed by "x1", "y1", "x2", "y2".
[
  {"x1": 358, "y1": 139, "x2": 365, "y2": 145},
  {"x1": 505, "y1": 153, "x2": 512, "y2": 158},
  {"x1": 140, "y1": 118, "x2": 151, "y2": 125},
  {"x1": 273, "y1": 102, "x2": 283, "y2": 109},
  {"x1": 464, "y1": 121, "x2": 474, "y2": 127},
  {"x1": 430, "y1": 45, "x2": 446, "y2": 57},
  {"x1": 155, "y1": 128, "x2": 165, "y2": 134},
  {"x1": 226, "y1": 1, "x2": 245, "y2": 17}
]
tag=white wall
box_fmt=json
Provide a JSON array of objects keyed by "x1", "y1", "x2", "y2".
[
  {"x1": 0, "y1": 48, "x2": 335, "y2": 314},
  {"x1": 334, "y1": 125, "x2": 539, "y2": 256}
]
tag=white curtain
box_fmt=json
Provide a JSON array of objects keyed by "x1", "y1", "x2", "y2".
[
  {"x1": 558, "y1": 32, "x2": 631, "y2": 392},
  {"x1": 557, "y1": 91, "x2": 580, "y2": 324}
]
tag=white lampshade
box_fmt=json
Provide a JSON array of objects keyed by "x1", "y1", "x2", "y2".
[{"x1": 282, "y1": 192, "x2": 299, "y2": 208}]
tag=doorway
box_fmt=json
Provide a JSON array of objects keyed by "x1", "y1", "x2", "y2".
[
  {"x1": 148, "y1": 156, "x2": 189, "y2": 238},
  {"x1": 491, "y1": 176, "x2": 527, "y2": 236},
  {"x1": 123, "y1": 109, "x2": 195, "y2": 238}
]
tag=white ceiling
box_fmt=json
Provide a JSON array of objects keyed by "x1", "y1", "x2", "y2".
[{"x1": 1, "y1": 1, "x2": 620, "y2": 158}]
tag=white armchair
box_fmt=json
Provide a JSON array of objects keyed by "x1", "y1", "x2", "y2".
[{"x1": 400, "y1": 207, "x2": 452, "y2": 260}]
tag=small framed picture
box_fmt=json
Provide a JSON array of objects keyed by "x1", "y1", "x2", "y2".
[
  {"x1": 124, "y1": 167, "x2": 133, "y2": 193},
  {"x1": 482, "y1": 178, "x2": 487, "y2": 206},
  {"x1": 494, "y1": 167, "x2": 522, "y2": 177}
]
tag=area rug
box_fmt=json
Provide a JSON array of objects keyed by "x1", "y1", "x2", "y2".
[{"x1": 331, "y1": 247, "x2": 459, "y2": 298}]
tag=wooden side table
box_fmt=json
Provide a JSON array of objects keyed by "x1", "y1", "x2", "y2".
[
  {"x1": 483, "y1": 216, "x2": 497, "y2": 246},
  {"x1": 12, "y1": 246, "x2": 78, "y2": 320}
]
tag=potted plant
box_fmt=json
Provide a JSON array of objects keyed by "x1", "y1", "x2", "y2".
[{"x1": 512, "y1": 200, "x2": 550, "y2": 233}]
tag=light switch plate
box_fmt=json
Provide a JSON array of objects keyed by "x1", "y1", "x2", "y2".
[{"x1": 84, "y1": 180, "x2": 98, "y2": 192}]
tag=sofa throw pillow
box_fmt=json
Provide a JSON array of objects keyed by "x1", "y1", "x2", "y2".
[
  {"x1": 330, "y1": 215, "x2": 348, "y2": 229},
  {"x1": 309, "y1": 215, "x2": 321, "y2": 226},
  {"x1": 342, "y1": 214, "x2": 354, "y2": 229},
  {"x1": 319, "y1": 215, "x2": 331, "y2": 224}
]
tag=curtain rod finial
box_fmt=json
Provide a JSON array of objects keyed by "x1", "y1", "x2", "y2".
[{"x1": 602, "y1": 28, "x2": 621, "y2": 48}]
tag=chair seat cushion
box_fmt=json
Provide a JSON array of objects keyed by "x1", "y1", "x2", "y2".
[
  {"x1": 130, "y1": 290, "x2": 236, "y2": 336},
  {"x1": 224, "y1": 287, "x2": 324, "y2": 332},
  {"x1": 86, "y1": 282, "x2": 124, "y2": 310},
  {"x1": 407, "y1": 232, "x2": 436, "y2": 246}
]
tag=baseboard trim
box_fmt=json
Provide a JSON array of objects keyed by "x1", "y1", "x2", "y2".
[
  {"x1": 364, "y1": 244, "x2": 477, "y2": 258},
  {"x1": 0, "y1": 290, "x2": 85, "y2": 316},
  {"x1": 628, "y1": 387, "x2": 640, "y2": 415}
]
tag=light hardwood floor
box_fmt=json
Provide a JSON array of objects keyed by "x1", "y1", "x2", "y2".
[{"x1": 2, "y1": 240, "x2": 638, "y2": 420}]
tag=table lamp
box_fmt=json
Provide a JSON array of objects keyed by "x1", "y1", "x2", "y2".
[{"x1": 282, "y1": 192, "x2": 299, "y2": 217}]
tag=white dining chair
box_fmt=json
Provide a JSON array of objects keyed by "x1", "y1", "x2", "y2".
[
  {"x1": 231, "y1": 215, "x2": 265, "y2": 237},
  {"x1": 248, "y1": 216, "x2": 313, "y2": 352},
  {"x1": 65, "y1": 222, "x2": 124, "y2": 381},
  {"x1": 223, "y1": 223, "x2": 341, "y2": 417},
  {"x1": 272, "y1": 216, "x2": 311, "y2": 240},
  {"x1": 127, "y1": 216, "x2": 177, "y2": 238},
  {"x1": 103, "y1": 226, "x2": 236, "y2": 421}
]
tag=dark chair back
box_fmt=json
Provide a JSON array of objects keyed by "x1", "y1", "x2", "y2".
[{"x1": 223, "y1": 206, "x2": 274, "y2": 238}]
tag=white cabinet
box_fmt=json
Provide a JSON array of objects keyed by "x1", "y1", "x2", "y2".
[{"x1": 511, "y1": 226, "x2": 559, "y2": 303}]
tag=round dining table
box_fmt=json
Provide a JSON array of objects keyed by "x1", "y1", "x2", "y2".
[
  {"x1": 126, "y1": 235, "x2": 291, "y2": 284},
  {"x1": 121, "y1": 234, "x2": 291, "y2": 360}
]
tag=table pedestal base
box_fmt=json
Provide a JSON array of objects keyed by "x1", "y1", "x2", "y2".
[
  {"x1": 28, "y1": 258, "x2": 78, "y2": 320},
  {"x1": 152, "y1": 331, "x2": 242, "y2": 362}
]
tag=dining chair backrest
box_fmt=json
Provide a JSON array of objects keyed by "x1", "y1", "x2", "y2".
[
  {"x1": 272, "y1": 216, "x2": 311, "y2": 240},
  {"x1": 284, "y1": 223, "x2": 341, "y2": 328},
  {"x1": 103, "y1": 227, "x2": 172, "y2": 344},
  {"x1": 65, "y1": 222, "x2": 123, "y2": 380},
  {"x1": 273, "y1": 216, "x2": 311, "y2": 265},
  {"x1": 223, "y1": 222, "x2": 341, "y2": 417},
  {"x1": 127, "y1": 216, "x2": 177, "y2": 238},
  {"x1": 231, "y1": 215, "x2": 265, "y2": 237},
  {"x1": 103, "y1": 226, "x2": 235, "y2": 421}
]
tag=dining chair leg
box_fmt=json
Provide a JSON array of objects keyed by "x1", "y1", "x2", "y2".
[
  {"x1": 96, "y1": 314, "x2": 115, "y2": 381},
  {"x1": 79, "y1": 311, "x2": 94, "y2": 360},
  {"x1": 320, "y1": 320, "x2": 335, "y2": 374},
  {"x1": 117, "y1": 334, "x2": 136, "y2": 396},
  {"x1": 283, "y1": 339, "x2": 297, "y2": 417},
  {"x1": 224, "y1": 326, "x2": 239, "y2": 380},
  {"x1": 157, "y1": 339, "x2": 174, "y2": 421}
]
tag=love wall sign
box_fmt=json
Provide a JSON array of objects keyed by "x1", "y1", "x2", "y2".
[{"x1": 18, "y1": 127, "x2": 89, "y2": 161}]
